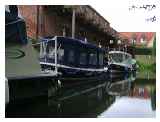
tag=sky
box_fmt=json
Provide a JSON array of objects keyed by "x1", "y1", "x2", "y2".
[{"x1": 91, "y1": 0, "x2": 158, "y2": 32}]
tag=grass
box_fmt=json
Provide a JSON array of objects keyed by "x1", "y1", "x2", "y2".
[
  {"x1": 135, "y1": 55, "x2": 156, "y2": 72},
  {"x1": 137, "y1": 61, "x2": 156, "y2": 72}
]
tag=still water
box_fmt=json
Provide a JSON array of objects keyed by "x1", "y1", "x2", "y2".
[{"x1": 5, "y1": 72, "x2": 156, "y2": 118}]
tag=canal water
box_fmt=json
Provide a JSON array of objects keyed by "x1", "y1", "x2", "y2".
[{"x1": 5, "y1": 72, "x2": 156, "y2": 118}]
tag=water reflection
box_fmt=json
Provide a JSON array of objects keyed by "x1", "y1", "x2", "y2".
[
  {"x1": 47, "y1": 79, "x2": 116, "y2": 117},
  {"x1": 5, "y1": 72, "x2": 156, "y2": 118},
  {"x1": 107, "y1": 73, "x2": 135, "y2": 96},
  {"x1": 99, "y1": 73, "x2": 156, "y2": 118}
]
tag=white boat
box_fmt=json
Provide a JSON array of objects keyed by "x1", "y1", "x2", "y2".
[{"x1": 108, "y1": 51, "x2": 136, "y2": 73}]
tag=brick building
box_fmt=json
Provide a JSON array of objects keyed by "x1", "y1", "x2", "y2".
[
  {"x1": 18, "y1": 5, "x2": 119, "y2": 48},
  {"x1": 119, "y1": 32, "x2": 156, "y2": 47}
]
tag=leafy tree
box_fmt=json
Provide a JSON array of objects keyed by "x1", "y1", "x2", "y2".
[{"x1": 152, "y1": 36, "x2": 156, "y2": 56}]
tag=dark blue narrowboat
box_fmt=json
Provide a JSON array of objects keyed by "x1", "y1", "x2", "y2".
[{"x1": 39, "y1": 36, "x2": 108, "y2": 78}]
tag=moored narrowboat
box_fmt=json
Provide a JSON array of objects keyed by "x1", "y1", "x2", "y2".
[{"x1": 39, "y1": 36, "x2": 108, "y2": 78}]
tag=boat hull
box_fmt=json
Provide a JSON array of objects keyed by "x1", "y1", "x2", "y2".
[
  {"x1": 40, "y1": 63, "x2": 108, "y2": 79},
  {"x1": 108, "y1": 63, "x2": 132, "y2": 73}
]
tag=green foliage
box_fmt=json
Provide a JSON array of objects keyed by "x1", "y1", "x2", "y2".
[
  {"x1": 137, "y1": 61, "x2": 156, "y2": 73},
  {"x1": 152, "y1": 37, "x2": 156, "y2": 56},
  {"x1": 135, "y1": 47, "x2": 152, "y2": 55},
  {"x1": 28, "y1": 37, "x2": 37, "y2": 44}
]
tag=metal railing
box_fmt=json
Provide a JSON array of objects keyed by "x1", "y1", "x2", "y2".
[{"x1": 39, "y1": 36, "x2": 58, "y2": 75}]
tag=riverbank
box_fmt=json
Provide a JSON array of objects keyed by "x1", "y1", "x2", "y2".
[{"x1": 135, "y1": 55, "x2": 156, "y2": 73}]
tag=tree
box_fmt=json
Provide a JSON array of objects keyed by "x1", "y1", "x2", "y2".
[{"x1": 152, "y1": 36, "x2": 156, "y2": 56}]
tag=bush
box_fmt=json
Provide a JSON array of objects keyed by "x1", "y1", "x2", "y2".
[{"x1": 137, "y1": 61, "x2": 156, "y2": 72}]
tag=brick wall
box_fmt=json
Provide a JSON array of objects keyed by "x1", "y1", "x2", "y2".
[
  {"x1": 18, "y1": 5, "x2": 115, "y2": 47},
  {"x1": 18, "y1": 5, "x2": 37, "y2": 39}
]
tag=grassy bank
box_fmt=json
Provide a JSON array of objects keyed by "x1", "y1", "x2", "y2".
[
  {"x1": 135, "y1": 55, "x2": 156, "y2": 73},
  {"x1": 137, "y1": 61, "x2": 156, "y2": 73}
]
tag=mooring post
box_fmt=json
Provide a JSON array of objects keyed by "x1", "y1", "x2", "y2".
[
  {"x1": 72, "y1": 7, "x2": 76, "y2": 38},
  {"x1": 54, "y1": 36, "x2": 58, "y2": 75}
]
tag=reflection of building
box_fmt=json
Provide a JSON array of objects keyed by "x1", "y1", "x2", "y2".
[
  {"x1": 129, "y1": 85, "x2": 150, "y2": 99},
  {"x1": 119, "y1": 32, "x2": 156, "y2": 47},
  {"x1": 18, "y1": 5, "x2": 119, "y2": 48}
]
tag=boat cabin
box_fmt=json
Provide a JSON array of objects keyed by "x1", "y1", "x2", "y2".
[
  {"x1": 39, "y1": 36, "x2": 107, "y2": 76},
  {"x1": 108, "y1": 51, "x2": 133, "y2": 65},
  {"x1": 108, "y1": 51, "x2": 136, "y2": 72}
]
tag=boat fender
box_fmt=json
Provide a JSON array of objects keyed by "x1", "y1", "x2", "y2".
[
  {"x1": 5, "y1": 77, "x2": 9, "y2": 106},
  {"x1": 58, "y1": 80, "x2": 62, "y2": 88}
]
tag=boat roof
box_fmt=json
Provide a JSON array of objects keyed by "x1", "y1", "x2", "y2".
[
  {"x1": 40, "y1": 36, "x2": 105, "y2": 52},
  {"x1": 108, "y1": 51, "x2": 132, "y2": 58}
]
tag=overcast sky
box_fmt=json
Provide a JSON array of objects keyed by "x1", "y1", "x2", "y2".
[{"x1": 91, "y1": 0, "x2": 158, "y2": 32}]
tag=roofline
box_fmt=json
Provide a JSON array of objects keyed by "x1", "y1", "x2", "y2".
[
  {"x1": 109, "y1": 51, "x2": 132, "y2": 58},
  {"x1": 88, "y1": 5, "x2": 110, "y2": 26},
  {"x1": 39, "y1": 36, "x2": 106, "y2": 51}
]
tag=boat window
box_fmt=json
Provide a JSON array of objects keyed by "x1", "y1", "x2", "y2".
[
  {"x1": 79, "y1": 52, "x2": 87, "y2": 65},
  {"x1": 109, "y1": 53, "x2": 131, "y2": 63},
  {"x1": 89, "y1": 52, "x2": 97, "y2": 65},
  {"x1": 68, "y1": 50, "x2": 75, "y2": 64},
  {"x1": 48, "y1": 46, "x2": 55, "y2": 59},
  {"x1": 40, "y1": 41, "x2": 64, "y2": 62},
  {"x1": 99, "y1": 53, "x2": 104, "y2": 66},
  {"x1": 40, "y1": 42, "x2": 47, "y2": 58},
  {"x1": 125, "y1": 54, "x2": 131, "y2": 60},
  {"x1": 109, "y1": 53, "x2": 123, "y2": 63},
  {"x1": 58, "y1": 48, "x2": 64, "y2": 62}
]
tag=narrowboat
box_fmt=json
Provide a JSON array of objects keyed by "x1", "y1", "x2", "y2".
[
  {"x1": 39, "y1": 36, "x2": 108, "y2": 79},
  {"x1": 5, "y1": 5, "x2": 58, "y2": 104},
  {"x1": 108, "y1": 51, "x2": 136, "y2": 73}
]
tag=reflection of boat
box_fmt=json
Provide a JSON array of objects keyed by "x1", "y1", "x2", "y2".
[
  {"x1": 39, "y1": 36, "x2": 108, "y2": 79},
  {"x1": 6, "y1": 79, "x2": 116, "y2": 117},
  {"x1": 108, "y1": 51, "x2": 136, "y2": 73},
  {"x1": 107, "y1": 74, "x2": 136, "y2": 96},
  {"x1": 48, "y1": 80, "x2": 116, "y2": 117}
]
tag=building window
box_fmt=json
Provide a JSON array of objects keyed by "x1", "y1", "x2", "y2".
[
  {"x1": 68, "y1": 50, "x2": 75, "y2": 64},
  {"x1": 99, "y1": 53, "x2": 104, "y2": 66},
  {"x1": 79, "y1": 52, "x2": 87, "y2": 65},
  {"x1": 89, "y1": 52, "x2": 97, "y2": 65}
]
